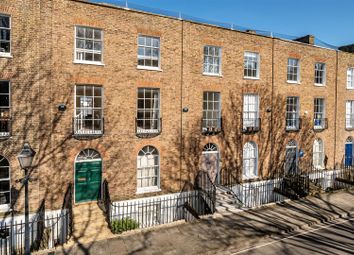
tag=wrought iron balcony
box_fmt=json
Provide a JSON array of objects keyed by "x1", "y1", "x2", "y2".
[
  {"x1": 313, "y1": 118, "x2": 328, "y2": 131},
  {"x1": 0, "y1": 118, "x2": 11, "y2": 138},
  {"x1": 242, "y1": 118, "x2": 261, "y2": 134},
  {"x1": 201, "y1": 118, "x2": 222, "y2": 135},
  {"x1": 136, "y1": 117, "x2": 162, "y2": 138},
  {"x1": 285, "y1": 118, "x2": 302, "y2": 132},
  {"x1": 72, "y1": 117, "x2": 104, "y2": 138}
]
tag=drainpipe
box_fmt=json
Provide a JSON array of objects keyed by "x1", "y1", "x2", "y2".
[
  {"x1": 334, "y1": 50, "x2": 339, "y2": 169},
  {"x1": 179, "y1": 20, "x2": 184, "y2": 190},
  {"x1": 270, "y1": 36, "x2": 275, "y2": 176}
]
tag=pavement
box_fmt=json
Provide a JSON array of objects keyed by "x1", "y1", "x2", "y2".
[
  {"x1": 231, "y1": 217, "x2": 354, "y2": 255},
  {"x1": 39, "y1": 188, "x2": 354, "y2": 255}
]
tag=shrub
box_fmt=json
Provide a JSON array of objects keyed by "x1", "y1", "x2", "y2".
[{"x1": 111, "y1": 218, "x2": 139, "y2": 233}]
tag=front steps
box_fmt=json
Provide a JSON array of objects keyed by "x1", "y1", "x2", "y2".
[
  {"x1": 215, "y1": 186, "x2": 242, "y2": 214},
  {"x1": 66, "y1": 202, "x2": 114, "y2": 246}
]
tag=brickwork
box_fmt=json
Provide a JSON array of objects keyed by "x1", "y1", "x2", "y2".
[{"x1": 0, "y1": 0, "x2": 353, "y2": 214}]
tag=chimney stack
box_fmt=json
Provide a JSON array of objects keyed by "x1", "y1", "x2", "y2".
[{"x1": 294, "y1": 35, "x2": 315, "y2": 45}]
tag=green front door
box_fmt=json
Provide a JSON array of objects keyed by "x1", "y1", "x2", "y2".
[{"x1": 75, "y1": 160, "x2": 102, "y2": 203}]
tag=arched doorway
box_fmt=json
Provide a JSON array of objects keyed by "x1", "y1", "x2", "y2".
[
  {"x1": 285, "y1": 140, "x2": 298, "y2": 175},
  {"x1": 345, "y1": 137, "x2": 353, "y2": 167},
  {"x1": 75, "y1": 149, "x2": 102, "y2": 203},
  {"x1": 201, "y1": 143, "x2": 220, "y2": 184}
]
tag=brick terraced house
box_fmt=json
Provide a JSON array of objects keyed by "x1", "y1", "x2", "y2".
[{"x1": 0, "y1": 0, "x2": 354, "y2": 247}]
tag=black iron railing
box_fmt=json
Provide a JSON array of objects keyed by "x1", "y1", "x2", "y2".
[
  {"x1": 0, "y1": 118, "x2": 11, "y2": 138},
  {"x1": 241, "y1": 118, "x2": 261, "y2": 133},
  {"x1": 285, "y1": 118, "x2": 302, "y2": 131},
  {"x1": 218, "y1": 168, "x2": 240, "y2": 188},
  {"x1": 274, "y1": 174, "x2": 309, "y2": 199},
  {"x1": 72, "y1": 117, "x2": 104, "y2": 137},
  {"x1": 201, "y1": 117, "x2": 222, "y2": 135},
  {"x1": 194, "y1": 170, "x2": 216, "y2": 213},
  {"x1": 135, "y1": 117, "x2": 162, "y2": 138},
  {"x1": 101, "y1": 180, "x2": 112, "y2": 230},
  {"x1": 313, "y1": 118, "x2": 328, "y2": 131},
  {"x1": 0, "y1": 211, "x2": 72, "y2": 254},
  {"x1": 101, "y1": 171, "x2": 216, "y2": 234}
]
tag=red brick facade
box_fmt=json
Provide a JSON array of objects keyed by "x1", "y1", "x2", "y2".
[{"x1": 0, "y1": 0, "x2": 353, "y2": 213}]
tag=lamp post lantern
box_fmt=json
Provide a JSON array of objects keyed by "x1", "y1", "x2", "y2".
[{"x1": 17, "y1": 142, "x2": 36, "y2": 255}]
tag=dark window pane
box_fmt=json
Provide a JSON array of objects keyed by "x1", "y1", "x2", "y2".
[
  {"x1": 0, "y1": 42, "x2": 10, "y2": 53},
  {"x1": 76, "y1": 27, "x2": 85, "y2": 38},
  {"x1": 85, "y1": 40, "x2": 93, "y2": 50},
  {"x1": 93, "y1": 54, "x2": 101, "y2": 62},
  {"x1": 76, "y1": 86, "x2": 84, "y2": 96},
  {"x1": 152, "y1": 60, "x2": 158, "y2": 67},
  {"x1": 0, "y1": 95, "x2": 9, "y2": 107},
  {"x1": 0, "y1": 158, "x2": 9, "y2": 167},
  {"x1": 85, "y1": 28, "x2": 93, "y2": 38},
  {"x1": 138, "y1": 59, "x2": 144, "y2": 66},
  {"x1": 93, "y1": 42, "x2": 102, "y2": 51},
  {"x1": 93, "y1": 98, "x2": 102, "y2": 108},
  {"x1": 76, "y1": 39, "x2": 85, "y2": 49},
  {"x1": 137, "y1": 99, "x2": 144, "y2": 109},
  {"x1": 85, "y1": 52, "x2": 93, "y2": 61},
  {"x1": 0, "y1": 81, "x2": 9, "y2": 93},
  {"x1": 0, "y1": 167, "x2": 9, "y2": 179},
  {"x1": 0, "y1": 16, "x2": 9, "y2": 28},
  {"x1": 94, "y1": 29, "x2": 101, "y2": 40},
  {"x1": 0, "y1": 192, "x2": 9, "y2": 205},
  {"x1": 0, "y1": 181, "x2": 9, "y2": 192},
  {"x1": 0, "y1": 29, "x2": 10, "y2": 41},
  {"x1": 94, "y1": 87, "x2": 102, "y2": 97}
]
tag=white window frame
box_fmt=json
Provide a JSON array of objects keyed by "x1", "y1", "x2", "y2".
[
  {"x1": 243, "y1": 142, "x2": 258, "y2": 179},
  {"x1": 0, "y1": 155, "x2": 10, "y2": 211},
  {"x1": 202, "y1": 92, "x2": 221, "y2": 131},
  {"x1": 244, "y1": 51, "x2": 260, "y2": 79},
  {"x1": 287, "y1": 58, "x2": 300, "y2": 83},
  {"x1": 137, "y1": 35, "x2": 161, "y2": 71},
  {"x1": 74, "y1": 26, "x2": 104, "y2": 65},
  {"x1": 313, "y1": 139, "x2": 325, "y2": 169},
  {"x1": 137, "y1": 146, "x2": 160, "y2": 194},
  {"x1": 314, "y1": 98, "x2": 325, "y2": 130},
  {"x1": 346, "y1": 100, "x2": 354, "y2": 129},
  {"x1": 203, "y1": 45, "x2": 222, "y2": 76},
  {"x1": 286, "y1": 96, "x2": 300, "y2": 130},
  {"x1": 137, "y1": 88, "x2": 160, "y2": 134},
  {"x1": 0, "y1": 80, "x2": 10, "y2": 137},
  {"x1": 314, "y1": 62, "x2": 326, "y2": 86},
  {"x1": 243, "y1": 94, "x2": 260, "y2": 129},
  {"x1": 347, "y1": 68, "x2": 354, "y2": 89},
  {"x1": 74, "y1": 85, "x2": 104, "y2": 135},
  {"x1": 0, "y1": 14, "x2": 11, "y2": 57}
]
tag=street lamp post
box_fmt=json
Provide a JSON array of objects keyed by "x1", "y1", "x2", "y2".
[{"x1": 17, "y1": 142, "x2": 36, "y2": 255}]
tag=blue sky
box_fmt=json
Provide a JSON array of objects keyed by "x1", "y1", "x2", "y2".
[{"x1": 93, "y1": 0, "x2": 354, "y2": 46}]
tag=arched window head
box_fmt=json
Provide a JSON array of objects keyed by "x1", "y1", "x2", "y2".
[
  {"x1": 137, "y1": 146, "x2": 160, "y2": 192},
  {"x1": 287, "y1": 140, "x2": 297, "y2": 147},
  {"x1": 76, "y1": 149, "x2": 101, "y2": 161},
  {"x1": 243, "y1": 142, "x2": 258, "y2": 179},
  {"x1": 138, "y1": 146, "x2": 158, "y2": 157},
  {"x1": 346, "y1": 137, "x2": 353, "y2": 143},
  {"x1": 0, "y1": 155, "x2": 10, "y2": 206},
  {"x1": 203, "y1": 143, "x2": 218, "y2": 152}
]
